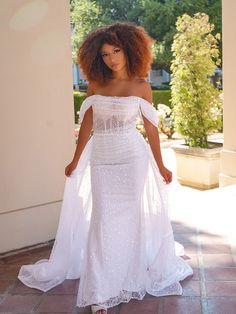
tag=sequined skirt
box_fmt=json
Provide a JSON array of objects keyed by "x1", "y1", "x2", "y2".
[
  {"x1": 77, "y1": 131, "x2": 150, "y2": 303},
  {"x1": 90, "y1": 130, "x2": 147, "y2": 165}
]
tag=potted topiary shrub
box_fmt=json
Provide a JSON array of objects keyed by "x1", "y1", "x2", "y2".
[{"x1": 171, "y1": 12, "x2": 223, "y2": 190}]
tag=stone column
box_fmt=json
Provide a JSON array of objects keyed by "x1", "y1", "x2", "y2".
[
  {"x1": 0, "y1": 0, "x2": 75, "y2": 253},
  {"x1": 219, "y1": 0, "x2": 236, "y2": 186}
]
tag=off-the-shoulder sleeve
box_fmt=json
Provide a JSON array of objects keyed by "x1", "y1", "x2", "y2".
[
  {"x1": 138, "y1": 98, "x2": 158, "y2": 127},
  {"x1": 78, "y1": 97, "x2": 92, "y2": 124}
]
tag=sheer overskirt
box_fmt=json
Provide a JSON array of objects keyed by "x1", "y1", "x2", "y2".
[{"x1": 18, "y1": 96, "x2": 193, "y2": 307}]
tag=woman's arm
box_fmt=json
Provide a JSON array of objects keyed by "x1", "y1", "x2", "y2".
[
  {"x1": 71, "y1": 106, "x2": 93, "y2": 164},
  {"x1": 141, "y1": 82, "x2": 172, "y2": 184},
  {"x1": 143, "y1": 115, "x2": 164, "y2": 168},
  {"x1": 65, "y1": 84, "x2": 93, "y2": 177}
]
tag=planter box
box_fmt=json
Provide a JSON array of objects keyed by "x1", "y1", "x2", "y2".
[{"x1": 172, "y1": 142, "x2": 223, "y2": 190}]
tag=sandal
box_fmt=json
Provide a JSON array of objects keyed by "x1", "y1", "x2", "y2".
[{"x1": 91, "y1": 304, "x2": 107, "y2": 314}]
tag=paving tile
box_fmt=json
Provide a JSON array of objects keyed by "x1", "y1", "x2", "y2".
[
  {"x1": 0, "y1": 294, "x2": 40, "y2": 312},
  {"x1": 1, "y1": 253, "x2": 36, "y2": 266},
  {"x1": 0, "y1": 279, "x2": 15, "y2": 293},
  {"x1": 120, "y1": 297, "x2": 162, "y2": 314},
  {"x1": 182, "y1": 243, "x2": 198, "y2": 254},
  {"x1": 0, "y1": 251, "x2": 30, "y2": 260},
  {"x1": 0, "y1": 265, "x2": 20, "y2": 279},
  {"x1": 25, "y1": 255, "x2": 50, "y2": 265},
  {"x1": 28, "y1": 244, "x2": 53, "y2": 256},
  {"x1": 74, "y1": 305, "x2": 91, "y2": 313},
  {"x1": 47, "y1": 279, "x2": 79, "y2": 295},
  {"x1": 0, "y1": 295, "x2": 4, "y2": 303},
  {"x1": 181, "y1": 279, "x2": 201, "y2": 296},
  {"x1": 207, "y1": 296, "x2": 236, "y2": 314},
  {"x1": 202, "y1": 254, "x2": 235, "y2": 268},
  {"x1": 73, "y1": 305, "x2": 117, "y2": 314},
  {"x1": 172, "y1": 222, "x2": 197, "y2": 234},
  {"x1": 204, "y1": 267, "x2": 236, "y2": 281},
  {"x1": 201, "y1": 244, "x2": 232, "y2": 254},
  {"x1": 190, "y1": 268, "x2": 200, "y2": 281},
  {"x1": 29, "y1": 252, "x2": 51, "y2": 261},
  {"x1": 182, "y1": 254, "x2": 199, "y2": 268},
  {"x1": 162, "y1": 296, "x2": 201, "y2": 314},
  {"x1": 107, "y1": 306, "x2": 118, "y2": 314},
  {"x1": 205, "y1": 281, "x2": 236, "y2": 296},
  {"x1": 143, "y1": 293, "x2": 158, "y2": 299},
  {"x1": 199, "y1": 234, "x2": 229, "y2": 245},
  {"x1": 29, "y1": 247, "x2": 52, "y2": 261},
  {"x1": 174, "y1": 233, "x2": 197, "y2": 245},
  {"x1": 3, "y1": 224, "x2": 236, "y2": 314},
  {"x1": 36, "y1": 295, "x2": 76, "y2": 312},
  {"x1": 10, "y1": 279, "x2": 43, "y2": 294}
]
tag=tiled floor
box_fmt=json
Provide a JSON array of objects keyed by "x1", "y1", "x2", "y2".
[
  {"x1": 1, "y1": 145, "x2": 235, "y2": 314},
  {"x1": 0, "y1": 217, "x2": 236, "y2": 313}
]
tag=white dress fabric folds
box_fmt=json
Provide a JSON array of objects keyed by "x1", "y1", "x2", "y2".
[{"x1": 18, "y1": 95, "x2": 193, "y2": 308}]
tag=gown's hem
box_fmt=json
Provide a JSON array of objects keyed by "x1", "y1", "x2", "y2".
[
  {"x1": 17, "y1": 96, "x2": 194, "y2": 309},
  {"x1": 17, "y1": 276, "x2": 61, "y2": 293},
  {"x1": 76, "y1": 268, "x2": 193, "y2": 308}
]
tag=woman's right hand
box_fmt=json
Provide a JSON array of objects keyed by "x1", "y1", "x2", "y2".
[{"x1": 65, "y1": 160, "x2": 78, "y2": 177}]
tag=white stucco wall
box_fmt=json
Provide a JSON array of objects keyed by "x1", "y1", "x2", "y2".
[
  {"x1": 0, "y1": 0, "x2": 75, "y2": 253},
  {"x1": 220, "y1": 0, "x2": 236, "y2": 186}
]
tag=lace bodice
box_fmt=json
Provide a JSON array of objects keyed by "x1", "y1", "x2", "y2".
[{"x1": 79, "y1": 95, "x2": 158, "y2": 134}]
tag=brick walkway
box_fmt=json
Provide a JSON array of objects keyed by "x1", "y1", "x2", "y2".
[
  {"x1": 0, "y1": 207, "x2": 236, "y2": 314},
  {"x1": 1, "y1": 145, "x2": 235, "y2": 314}
]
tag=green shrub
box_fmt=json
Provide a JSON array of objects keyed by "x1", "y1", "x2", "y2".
[
  {"x1": 152, "y1": 90, "x2": 172, "y2": 109},
  {"x1": 78, "y1": 85, "x2": 88, "y2": 92},
  {"x1": 171, "y1": 13, "x2": 222, "y2": 148},
  {"x1": 74, "y1": 92, "x2": 86, "y2": 123},
  {"x1": 151, "y1": 84, "x2": 170, "y2": 90}
]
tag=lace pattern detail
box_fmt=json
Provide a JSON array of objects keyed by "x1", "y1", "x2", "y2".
[
  {"x1": 77, "y1": 289, "x2": 146, "y2": 308},
  {"x1": 79, "y1": 95, "x2": 158, "y2": 131},
  {"x1": 77, "y1": 282, "x2": 184, "y2": 308},
  {"x1": 18, "y1": 95, "x2": 193, "y2": 309}
]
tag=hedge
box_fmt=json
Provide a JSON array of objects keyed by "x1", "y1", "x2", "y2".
[
  {"x1": 73, "y1": 90, "x2": 172, "y2": 123},
  {"x1": 74, "y1": 92, "x2": 86, "y2": 123},
  {"x1": 152, "y1": 90, "x2": 172, "y2": 109}
]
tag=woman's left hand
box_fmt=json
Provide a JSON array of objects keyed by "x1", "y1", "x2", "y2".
[{"x1": 159, "y1": 165, "x2": 173, "y2": 184}]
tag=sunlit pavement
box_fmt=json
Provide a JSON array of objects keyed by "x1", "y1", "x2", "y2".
[{"x1": 0, "y1": 145, "x2": 235, "y2": 314}]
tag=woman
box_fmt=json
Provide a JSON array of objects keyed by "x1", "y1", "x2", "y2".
[{"x1": 18, "y1": 22, "x2": 193, "y2": 314}]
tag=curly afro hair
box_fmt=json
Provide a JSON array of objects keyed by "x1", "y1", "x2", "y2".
[{"x1": 78, "y1": 22, "x2": 154, "y2": 84}]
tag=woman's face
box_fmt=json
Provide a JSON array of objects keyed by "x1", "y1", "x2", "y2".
[{"x1": 100, "y1": 43, "x2": 126, "y2": 73}]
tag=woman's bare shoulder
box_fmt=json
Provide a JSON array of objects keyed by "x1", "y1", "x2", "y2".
[
  {"x1": 135, "y1": 79, "x2": 152, "y2": 102},
  {"x1": 87, "y1": 81, "x2": 104, "y2": 96},
  {"x1": 86, "y1": 81, "x2": 95, "y2": 96}
]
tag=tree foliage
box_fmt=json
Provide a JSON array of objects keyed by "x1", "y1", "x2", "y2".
[
  {"x1": 70, "y1": 0, "x2": 107, "y2": 63},
  {"x1": 141, "y1": 0, "x2": 222, "y2": 70},
  {"x1": 95, "y1": 0, "x2": 142, "y2": 23},
  {"x1": 70, "y1": 0, "x2": 222, "y2": 69},
  {"x1": 171, "y1": 13, "x2": 222, "y2": 148}
]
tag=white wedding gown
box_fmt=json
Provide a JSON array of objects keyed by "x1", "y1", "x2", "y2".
[{"x1": 18, "y1": 95, "x2": 193, "y2": 308}]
